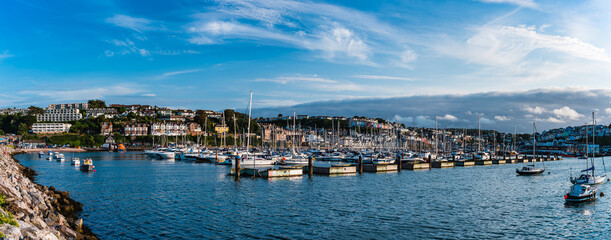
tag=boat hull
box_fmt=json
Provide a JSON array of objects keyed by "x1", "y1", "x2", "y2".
[{"x1": 516, "y1": 169, "x2": 545, "y2": 175}]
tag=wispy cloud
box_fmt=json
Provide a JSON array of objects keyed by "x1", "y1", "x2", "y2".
[
  {"x1": 0, "y1": 50, "x2": 13, "y2": 61},
  {"x1": 255, "y1": 75, "x2": 337, "y2": 84},
  {"x1": 104, "y1": 39, "x2": 149, "y2": 57},
  {"x1": 478, "y1": 0, "x2": 538, "y2": 8},
  {"x1": 353, "y1": 75, "x2": 414, "y2": 81},
  {"x1": 158, "y1": 69, "x2": 202, "y2": 79},
  {"x1": 106, "y1": 14, "x2": 162, "y2": 32},
  {"x1": 19, "y1": 84, "x2": 147, "y2": 101}
]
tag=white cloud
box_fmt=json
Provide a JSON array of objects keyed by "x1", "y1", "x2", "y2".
[
  {"x1": 353, "y1": 75, "x2": 414, "y2": 81},
  {"x1": 106, "y1": 14, "x2": 159, "y2": 32},
  {"x1": 316, "y1": 26, "x2": 371, "y2": 61},
  {"x1": 104, "y1": 39, "x2": 150, "y2": 57},
  {"x1": 0, "y1": 50, "x2": 13, "y2": 61},
  {"x1": 188, "y1": 20, "x2": 371, "y2": 61},
  {"x1": 142, "y1": 93, "x2": 156, "y2": 97},
  {"x1": 400, "y1": 49, "x2": 418, "y2": 64},
  {"x1": 478, "y1": 0, "x2": 537, "y2": 8},
  {"x1": 552, "y1": 106, "x2": 583, "y2": 120},
  {"x1": 524, "y1": 106, "x2": 546, "y2": 114},
  {"x1": 545, "y1": 117, "x2": 564, "y2": 123},
  {"x1": 255, "y1": 75, "x2": 337, "y2": 84},
  {"x1": 158, "y1": 69, "x2": 202, "y2": 79},
  {"x1": 439, "y1": 114, "x2": 458, "y2": 121},
  {"x1": 495, "y1": 115, "x2": 510, "y2": 121},
  {"x1": 605, "y1": 108, "x2": 611, "y2": 115},
  {"x1": 446, "y1": 25, "x2": 610, "y2": 67},
  {"x1": 19, "y1": 84, "x2": 146, "y2": 101}
]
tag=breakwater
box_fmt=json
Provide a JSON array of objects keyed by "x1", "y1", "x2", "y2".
[{"x1": 0, "y1": 147, "x2": 97, "y2": 240}]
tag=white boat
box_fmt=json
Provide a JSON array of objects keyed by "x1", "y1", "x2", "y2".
[
  {"x1": 55, "y1": 153, "x2": 66, "y2": 162},
  {"x1": 233, "y1": 154, "x2": 276, "y2": 166},
  {"x1": 565, "y1": 184, "x2": 597, "y2": 203},
  {"x1": 571, "y1": 112, "x2": 607, "y2": 185},
  {"x1": 38, "y1": 151, "x2": 44, "y2": 158},
  {"x1": 71, "y1": 158, "x2": 80, "y2": 166},
  {"x1": 473, "y1": 151, "x2": 490, "y2": 160}
]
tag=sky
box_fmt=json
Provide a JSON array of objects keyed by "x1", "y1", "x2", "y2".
[{"x1": 1, "y1": 0, "x2": 611, "y2": 132}]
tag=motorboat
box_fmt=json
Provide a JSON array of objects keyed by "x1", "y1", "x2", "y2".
[
  {"x1": 55, "y1": 153, "x2": 66, "y2": 162},
  {"x1": 565, "y1": 184, "x2": 597, "y2": 203},
  {"x1": 80, "y1": 159, "x2": 95, "y2": 172},
  {"x1": 71, "y1": 158, "x2": 80, "y2": 166}
]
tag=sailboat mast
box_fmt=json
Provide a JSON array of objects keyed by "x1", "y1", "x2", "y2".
[
  {"x1": 246, "y1": 92, "x2": 252, "y2": 149},
  {"x1": 478, "y1": 115, "x2": 481, "y2": 152},
  {"x1": 592, "y1": 112, "x2": 596, "y2": 176}
]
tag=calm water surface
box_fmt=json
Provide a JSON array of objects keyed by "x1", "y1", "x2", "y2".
[{"x1": 15, "y1": 152, "x2": 611, "y2": 239}]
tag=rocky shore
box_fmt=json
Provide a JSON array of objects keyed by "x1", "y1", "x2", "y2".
[{"x1": 0, "y1": 147, "x2": 97, "y2": 240}]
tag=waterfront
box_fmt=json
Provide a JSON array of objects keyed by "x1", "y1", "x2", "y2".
[{"x1": 15, "y1": 152, "x2": 611, "y2": 239}]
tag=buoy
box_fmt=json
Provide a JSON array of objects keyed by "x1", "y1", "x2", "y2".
[
  {"x1": 607, "y1": 178, "x2": 610, "y2": 182},
  {"x1": 548, "y1": 172, "x2": 551, "y2": 174},
  {"x1": 601, "y1": 192, "x2": 605, "y2": 197},
  {"x1": 564, "y1": 194, "x2": 568, "y2": 199}
]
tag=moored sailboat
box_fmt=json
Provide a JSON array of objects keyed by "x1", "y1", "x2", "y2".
[{"x1": 517, "y1": 122, "x2": 545, "y2": 175}]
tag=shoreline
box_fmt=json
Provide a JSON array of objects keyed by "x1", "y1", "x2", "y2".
[{"x1": 0, "y1": 147, "x2": 98, "y2": 240}]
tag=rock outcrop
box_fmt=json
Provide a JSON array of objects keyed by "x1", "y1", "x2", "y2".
[{"x1": 0, "y1": 147, "x2": 98, "y2": 240}]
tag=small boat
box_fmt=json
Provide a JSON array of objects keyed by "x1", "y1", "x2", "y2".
[
  {"x1": 516, "y1": 164, "x2": 545, "y2": 175},
  {"x1": 38, "y1": 151, "x2": 44, "y2": 158},
  {"x1": 55, "y1": 153, "x2": 66, "y2": 162},
  {"x1": 80, "y1": 159, "x2": 95, "y2": 172},
  {"x1": 565, "y1": 184, "x2": 597, "y2": 203},
  {"x1": 71, "y1": 158, "x2": 80, "y2": 166},
  {"x1": 516, "y1": 122, "x2": 545, "y2": 175}
]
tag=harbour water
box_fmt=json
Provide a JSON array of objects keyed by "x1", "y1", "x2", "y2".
[{"x1": 14, "y1": 152, "x2": 611, "y2": 239}]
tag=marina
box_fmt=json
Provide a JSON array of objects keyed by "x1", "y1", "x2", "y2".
[{"x1": 12, "y1": 151, "x2": 611, "y2": 239}]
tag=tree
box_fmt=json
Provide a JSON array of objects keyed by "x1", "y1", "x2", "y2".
[
  {"x1": 27, "y1": 106, "x2": 44, "y2": 115},
  {"x1": 88, "y1": 99, "x2": 107, "y2": 108},
  {"x1": 17, "y1": 123, "x2": 29, "y2": 135}
]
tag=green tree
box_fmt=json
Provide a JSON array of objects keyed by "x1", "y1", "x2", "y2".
[
  {"x1": 88, "y1": 99, "x2": 107, "y2": 108},
  {"x1": 27, "y1": 106, "x2": 44, "y2": 115},
  {"x1": 17, "y1": 123, "x2": 29, "y2": 135}
]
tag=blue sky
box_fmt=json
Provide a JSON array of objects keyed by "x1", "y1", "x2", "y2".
[{"x1": 2, "y1": 0, "x2": 611, "y2": 131}]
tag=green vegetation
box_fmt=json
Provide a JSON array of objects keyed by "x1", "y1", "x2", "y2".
[
  {"x1": 27, "y1": 106, "x2": 44, "y2": 115},
  {"x1": 262, "y1": 117, "x2": 347, "y2": 130},
  {"x1": 0, "y1": 193, "x2": 18, "y2": 227},
  {"x1": 47, "y1": 134, "x2": 106, "y2": 147},
  {"x1": 0, "y1": 113, "x2": 37, "y2": 135},
  {"x1": 87, "y1": 99, "x2": 106, "y2": 109}
]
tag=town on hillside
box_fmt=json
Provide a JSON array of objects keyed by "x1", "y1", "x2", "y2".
[{"x1": 0, "y1": 100, "x2": 610, "y2": 157}]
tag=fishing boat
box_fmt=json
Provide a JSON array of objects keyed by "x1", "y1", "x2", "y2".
[
  {"x1": 565, "y1": 184, "x2": 597, "y2": 203},
  {"x1": 517, "y1": 123, "x2": 545, "y2": 175},
  {"x1": 80, "y1": 158, "x2": 95, "y2": 172},
  {"x1": 71, "y1": 158, "x2": 80, "y2": 166},
  {"x1": 570, "y1": 112, "x2": 607, "y2": 185}
]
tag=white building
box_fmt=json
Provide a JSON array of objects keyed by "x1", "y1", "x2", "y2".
[
  {"x1": 150, "y1": 123, "x2": 188, "y2": 136},
  {"x1": 37, "y1": 109, "x2": 82, "y2": 122},
  {"x1": 32, "y1": 123, "x2": 72, "y2": 134},
  {"x1": 48, "y1": 103, "x2": 89, "y2": 109}
]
